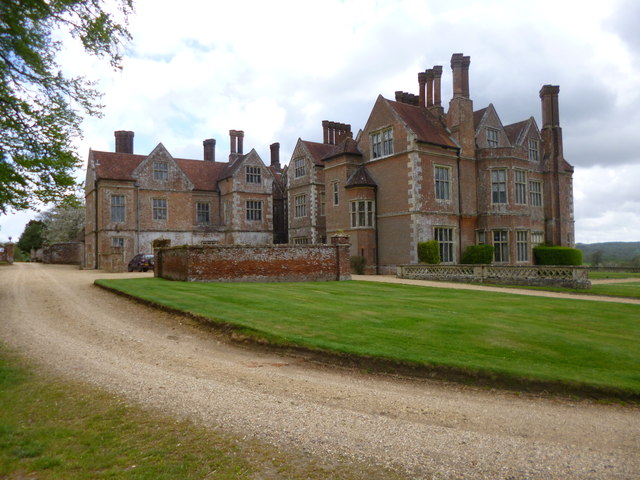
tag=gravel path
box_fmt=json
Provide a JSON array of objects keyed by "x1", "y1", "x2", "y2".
[{"x1": 1, "y1": 263, "x2": 638, "y2": 479}]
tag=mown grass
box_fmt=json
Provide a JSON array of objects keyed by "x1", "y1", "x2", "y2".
[
  {"x1": 0, "y1": 345, "x2": 405, "y2": 480},
  {"x1": 95, "y1": 278, "x2": 640, "y2": 398},
  {"x1": 588, "y1": 271, "x2": 640, "y2": 280}
]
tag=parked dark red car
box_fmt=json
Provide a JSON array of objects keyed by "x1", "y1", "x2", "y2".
[{"x1": 127, "y1": 254, "x2": 154, "y2": 272}]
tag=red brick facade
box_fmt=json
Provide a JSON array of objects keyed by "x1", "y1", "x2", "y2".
[{"x1": 290, "y1": 53, "x2": 575, "y2": 273}]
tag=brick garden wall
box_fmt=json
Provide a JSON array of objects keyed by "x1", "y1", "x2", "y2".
[
  {"x1": 43, "y1": 242, "x2": 84, "y2": 265},
  {"x1": 156, "y1": 243, "x2": 351, "y2": 283}
]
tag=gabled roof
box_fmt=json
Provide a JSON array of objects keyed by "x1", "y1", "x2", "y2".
[
  {"x1": 299, "y1": 140, "x2": 335, "y2": 166},
  {"x1": 503, "y1": 119, "x2": 529, "y2": 145},
  {"x1": 345, "y1": 165, "x2": 377, "y2": 188},
  {"x1": 90, "y1": 150, "x2": 227, "y2": 192},
  {"x1": 473, "y1": 107, "x2": 488, "y2": 129},
  {"x1": 384, "y1": 97, "x2": 457, "y2": 149},
  {"x1": 504, "y1": 117, "x2": 540, "y2": 147},
  {"x1": 321, "y1": 136, "x2": 362, "y2": 162}
]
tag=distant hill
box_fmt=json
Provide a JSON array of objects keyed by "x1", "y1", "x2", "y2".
[{"x1": 576, "y1": 242, "x2": 640, "y2": 264}]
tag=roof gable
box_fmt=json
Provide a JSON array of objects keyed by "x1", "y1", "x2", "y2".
[
  {"x1": 378, "y1": 96, "x2": 457, "y2": 149},
  {"x1": 474, "y1": 104, "x2": 512, "y2": 148},
  {"x1": 132, "y1": 143, "x2": 194, "y2": 191}
]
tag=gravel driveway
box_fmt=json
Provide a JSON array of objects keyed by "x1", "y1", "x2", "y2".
[{"x1": 1, "y1": 263, "x2": 638, "y2": 479}]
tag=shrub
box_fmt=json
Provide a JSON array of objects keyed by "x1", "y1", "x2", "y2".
[
  {"x1": 461, "y1": 244, "x2": 494, "y2": 264},
  {"x1": 350, "y1": 255, "x2": 366, "y2": 274},
  {"x1": 533, "y1": 245, "x2": 583, "y2": 265},
  {"x1": 417, "y1": 240, "x2": 440, "y2": 264}
]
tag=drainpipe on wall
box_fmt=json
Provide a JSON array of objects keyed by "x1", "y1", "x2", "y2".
[
  {"x1": 135, "y1": 182, "x2": 140, "y2": 254},
  {"x1": 93, "y1": 180, "x2": 99, "y2": 269},
  {"x1": 374, "y1": 186, "x2": 380, "y2": 274},
  {"x1": 456, "y1": 153, "x2": 463, "y2": 263}
]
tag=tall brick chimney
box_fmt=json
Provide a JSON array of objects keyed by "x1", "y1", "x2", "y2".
[
  {"x1": 539, "y1": 84, "x2": 574, "y2": 247},
  {"x1": 451, "y1": 53, "x2": 471, "y2": 98},
  {"x1": 322, "y1": 121, "x2": 351, "y2": 145},
  {"x1": 418, "y1": 72, "x2": 427, "y2": 108},
  {"x1": 432, "y1": 65, "x2": 443, "y2": 107},
  {"x1": 270, "y1": 142, "x2": 281, "y2": 172},
  {"x1": 203, "y1": 138, "x2": 216, "y2": 162},
  {"x1": 114, "y1": 130, "x2": 134, "y2": 154},
  {"x1": 426, "y1": 69, "x2": 434, "y2": 107},
  {"x1": 540, "y1": 85, "x2": 560, "y2": 128},
  {"x1": 237, "y1": 130, "x2": 244, "y2": 154}
]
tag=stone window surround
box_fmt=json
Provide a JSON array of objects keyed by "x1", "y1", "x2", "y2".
[
  {"x1": 434, "y1": 165, "x2": 451, "y2": 201},
  {"x1": 152, "y1": 198, "x2": 168, "y2": 221},
  {"x1": 153, "y1": 161, "x2": 169, "y2": 181},
  {"x1": 434, "y1": 226, "x2": 455, "y2": 263}
]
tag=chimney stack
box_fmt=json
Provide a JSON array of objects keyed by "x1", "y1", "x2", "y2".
[
  {"x1": 203, "y1": 138, "x2": 216, "y2": 162},
  {"x1": 540, "y1": 85, "x2": 560, "y2": 128},
  {"x1": 114, "y1": 130, "x2": 134, "y2": 154},
  {"x1": 451, "y1": 53, "x2": 471, "y2": 98},
  {"x1": 426, "y1": 69, "x2": 434, "y2": 107},
  {"x1": 229, "y1": 130, "x2": 237, "y2": 154},
  {"x1": 229, "y1": 130, "x2": 244, "y2": 155},
  {"x1": 270, "y1": 142, "x2": 281, "y2": 172},
  {"x1": 237, "y1": 130, "x2": 244, "y2": 154},
  {"x1": 432, "y1": 65, "x2": 443, "y2": 106},
  {"x1": 418, "y1": 72, "x2": 427, "y2": 108},
  {"x1": 322, "y1": 121, "x2": 351, "y2": 145}
]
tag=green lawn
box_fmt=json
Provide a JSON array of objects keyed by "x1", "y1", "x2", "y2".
[
  {"x1": 588, "y1": 271, "x2": 640, "y2": 280},
  {"x1": 96, "y1": 278, "x2": 640, "y2": 398}
]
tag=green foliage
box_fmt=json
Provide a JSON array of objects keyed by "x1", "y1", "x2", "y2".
[
  {"x1": 417, "y1": 240, "x2": 440, "y2": 264},
  {"x1": 97, "y1": 278, "x2": 640, "y2": 397},
  {"x1": 534, "y1": 245, "x2": 583, "y2": 265},
  {"x1": 461, "y1": 244, "x2": 494, "y2": 264},
  {"x1": 17, "y1": 220, "x2": 45, "y2": 253},
  {"x1": 0, "y1": 0, "x2": 133, "y2": 213},
  {"x1": 350, "y1": 256, "x2": 366, "y2": 274}
]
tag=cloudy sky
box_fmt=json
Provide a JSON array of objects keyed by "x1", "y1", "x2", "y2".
[{"x1": 2, "y1": 0, "x2": 639, "y2": 244}]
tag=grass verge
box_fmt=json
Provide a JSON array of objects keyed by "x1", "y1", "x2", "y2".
[
  {"x1": 0, "y1": 344, "x2": 405, "y2": 480},
  {"x1": 95, "y1": 278, "x2": 640, "y2": 401}
]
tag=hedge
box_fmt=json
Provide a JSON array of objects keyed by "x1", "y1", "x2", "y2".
[
  {"x1": 461, "y1": 244, "x2": 494, "y2": 264},
  {"x1": 418, "y1": 240, "x2": 440, "y2": 264},
  {"x1": 533, "y1": 246, "x2": 583, "y2": 265}
]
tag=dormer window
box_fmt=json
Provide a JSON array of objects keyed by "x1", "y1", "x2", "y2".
[
  {"x1": 153, "y1": 161, "x2": 168, "y2": 180},
  {"x1": 528, "y1": 139, "x2": 539, "y2": 161},
  {"x1": 486, "y1": 128, "x2": 499, "y2": 148},
  {"x1": 372, "y1": 128, "x2": 393, "y2": 159}
]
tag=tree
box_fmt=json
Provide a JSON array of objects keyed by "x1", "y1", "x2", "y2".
[
  {"x1": 40, "y1": 203, "x2": 85, "y2": 243},
  {"x1": 0, "y1": 0, "x2": 133, "y2": 213},
  {"x1": 17, "y1": 219, "x2": 45, "y2": 253}
]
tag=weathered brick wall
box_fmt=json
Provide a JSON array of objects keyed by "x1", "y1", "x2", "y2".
[
  {"x1": 0, "y1": 243, "x2": 14, "y2": 263},
  {"x1": 156, "y1": 243, "x2": 351, "y2": 282},
  {"x1": 43, "y1": 242, "x2": 84, "y2": 265}
]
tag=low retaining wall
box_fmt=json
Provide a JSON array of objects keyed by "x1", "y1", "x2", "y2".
[
  {"x1": 156, "y1": 243, "x2": 351, "y2": 282},
  {"x1": 397, "y1": 264, "x2": 591, "y2": 289}
]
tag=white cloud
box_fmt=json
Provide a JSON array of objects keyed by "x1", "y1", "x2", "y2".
[{"x1": 2, "y1": 0, "x2": 640, "y2": 244}]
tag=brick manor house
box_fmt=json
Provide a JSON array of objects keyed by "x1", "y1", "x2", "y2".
[
  {"x1": 84, "y1": 130, "x2": 286, "y2": 269},
  {"x1": 85, "y1": 53, "x2": 574, "y2": 272}
]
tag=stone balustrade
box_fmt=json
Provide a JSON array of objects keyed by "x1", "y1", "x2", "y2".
[{"x1": 397, "y1": 264, "x2": 591, "y2": 289}]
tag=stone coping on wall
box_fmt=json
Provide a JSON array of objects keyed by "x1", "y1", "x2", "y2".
[{"x1": 397, "y1": 264, "x2": 591, "y2": 289}]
